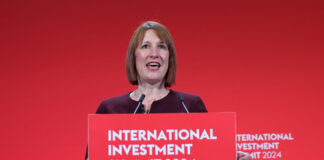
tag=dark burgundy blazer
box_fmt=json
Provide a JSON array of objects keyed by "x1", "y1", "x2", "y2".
[
  {"x1": 96, "y1": 90, "x2": 208, "y2": 114},
  {"x1": 85, "y1": 90, "x2": 208, "y2": 159}
]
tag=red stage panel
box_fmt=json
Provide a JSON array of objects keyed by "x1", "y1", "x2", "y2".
[{"x1": 89, "y1": 113, "x2": 236, "y2": 160}]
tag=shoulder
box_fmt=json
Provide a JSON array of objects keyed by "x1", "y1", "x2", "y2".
[
  {"x1": 100, "y1": 93, "x2": 130, "y2": 106},
  {"x1": 172, "y1": 90, "x2": 200, "y2": 101},
  {"x1": 96, "y1": 93, "x2": 133, "y2": 114},
  {"x1": 171, "y1": 90, "x2": 208, "y2": 112}
]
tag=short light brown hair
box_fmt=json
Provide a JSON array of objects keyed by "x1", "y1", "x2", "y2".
[{"x1": 126, "y1": 21, "x2": 177, "y2": 87}]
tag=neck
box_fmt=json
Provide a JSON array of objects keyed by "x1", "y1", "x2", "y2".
[
  {"x1": 131, "y1": 80, "x2": 170, "y2": 112},
  {"x1": 136, "y1": 80, "x2": 168, "y2": 100}
]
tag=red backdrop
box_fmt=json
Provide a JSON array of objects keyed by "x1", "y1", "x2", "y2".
[{"x1": 0, "y1": 0, "x2": 323, "y2": 159}]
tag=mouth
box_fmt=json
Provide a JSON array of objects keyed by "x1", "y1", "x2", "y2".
[{"x1": 146, "y1": 62, "x2": 161, "y2": 70}]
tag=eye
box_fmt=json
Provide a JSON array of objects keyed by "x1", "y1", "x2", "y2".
[
  {"x1": 158, "y1": 44, "x2": 167, "y2": 49},
  {"x1": 141, "y1": 44, "x2": 150, "y2": 49}
]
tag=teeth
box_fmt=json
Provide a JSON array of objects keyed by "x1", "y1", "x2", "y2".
[{"x1": 146, "y1": 62, "x2": 160, "y2": 67}]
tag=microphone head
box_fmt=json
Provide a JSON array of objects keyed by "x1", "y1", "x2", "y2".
[
  {"x1": 139, "y1": 94, "x2": 145, "y2": 102},
  {"x1": 177, "y1": 94, "x2": 184, "y2": 102}
]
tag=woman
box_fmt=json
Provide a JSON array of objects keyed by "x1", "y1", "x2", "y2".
[
  {"x1": 95, "y1": 21, "x2": 207, "y2": 114},
  {"x1": 86, "y1": 21, "x2": 250, "y2": 160}
]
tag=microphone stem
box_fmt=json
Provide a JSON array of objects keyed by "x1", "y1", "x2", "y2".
[{"x1": 181, "y1": 101, "x2": 189, "y2": 113}]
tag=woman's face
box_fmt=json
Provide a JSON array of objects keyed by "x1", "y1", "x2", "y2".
[{"x1": 135, "y1": 29, "x2": 169, "y2": 85}]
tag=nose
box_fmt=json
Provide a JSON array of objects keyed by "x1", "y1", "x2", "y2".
[{"x1": 149, "y1": 46, "x2": 160, "y2": 59}]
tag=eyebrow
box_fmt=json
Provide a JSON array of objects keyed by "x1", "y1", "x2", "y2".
[
  {"x1": 142, "y1": 40, "x2": 166, "y2": 44},
  {"x1": 142, "y1": 41, "x2": 152, "y2": 44}
]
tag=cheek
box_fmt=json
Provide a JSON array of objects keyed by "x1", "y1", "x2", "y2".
[
  {"x1": 135, "y1": 52, "x2": 145, "y2": 65},
  {"x1": 164, "y1": 53, "x2": 170, "y2": 67}
]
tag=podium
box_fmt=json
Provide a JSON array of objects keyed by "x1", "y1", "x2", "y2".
[{"x1": 88, "y1": 113, "x2": 236, "y2": 160}]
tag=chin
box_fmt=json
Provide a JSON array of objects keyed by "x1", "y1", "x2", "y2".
[{"x1": 143, "y1": 77, "x2": 165, "y2": 84}]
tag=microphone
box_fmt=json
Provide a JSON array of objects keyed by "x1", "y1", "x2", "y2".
[
  {"x1": 133, "y1": 94, "x2": 145, "y2": 114},
  {"x1": 178, "y1": 94, "x2": 189, "y2": 113}
]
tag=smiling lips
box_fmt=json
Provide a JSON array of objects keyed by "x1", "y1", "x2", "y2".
[{"x1": 146, "y1": 62, "x2": 161, "y2": 71}]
